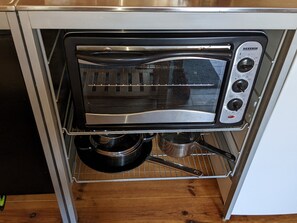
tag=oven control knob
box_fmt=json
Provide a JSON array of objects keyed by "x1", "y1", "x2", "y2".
[
  {"x1": 232, "y1": 79, "x2": 249, "y2": 92},
  {"x1": 227, "y1": 99, "x2": 243, "y2": 111},
  {"x1": 237, "y1": 58, "x2": 254, "y2": 72}
]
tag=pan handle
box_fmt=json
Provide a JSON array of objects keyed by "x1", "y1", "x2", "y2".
[
  {"x1": 196, "y1": 136, "x2": 236, "y2": 162},
  {"x1": 147, "y1": 156, "x2": 203, "y2": 177},
  {"x1": 143, "y1": 133, "x2": 156, "y2": 142}
]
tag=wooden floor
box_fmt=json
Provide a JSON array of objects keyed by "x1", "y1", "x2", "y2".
[{"x1": 1, "y1": 179, "x2": 297, "y2": 223}]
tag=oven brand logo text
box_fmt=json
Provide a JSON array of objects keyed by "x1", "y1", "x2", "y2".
[{"x1": 243, "y1": 47, "x2": 258, "y2": 50}]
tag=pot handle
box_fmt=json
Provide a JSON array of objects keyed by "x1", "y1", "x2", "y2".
[
  {"x1": 147, "y1": 156, "x2": 203, "y2": 177},
  {"x1": 143, "y1": 133, "x2": 156, "y2": 142},
  {"x1": 77, "y1": 146, "x2": 93, "y2": 151},
  {"x1": 196, "y1": 136, "x2": 236, "y2": 162}
]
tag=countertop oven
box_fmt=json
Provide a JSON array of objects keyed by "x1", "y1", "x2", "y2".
[{"x1": 64, "y1": 31, "x2": 267, "y2": 131}]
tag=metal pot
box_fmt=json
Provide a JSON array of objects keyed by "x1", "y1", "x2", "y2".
[
  {"x1": 76, "y1": 134, "x2": 203, "y2": 176},
  {"x1": 95, "y1": 133, "x2": 202, "y2": 176},
  {"x1": 75, "y1": 134, "x2": 151, "y2": 173},
  {"x1": 94, "y1": 134, "x2": 145, "y2": 168},
  {"x1": 158, "y1": 132, "x2": 236, "y2": 162},
  {"x1": 90, "y1": 134, "x2": 125, "y2": 150}
]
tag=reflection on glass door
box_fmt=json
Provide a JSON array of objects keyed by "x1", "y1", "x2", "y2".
[{"x1": 79, "y1": 58, "x2": 227, "y2": 115}]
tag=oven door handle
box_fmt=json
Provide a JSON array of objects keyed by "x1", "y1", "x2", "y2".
[{"x1": 76, "y1": 51, "x2": 231, "y2": 66}]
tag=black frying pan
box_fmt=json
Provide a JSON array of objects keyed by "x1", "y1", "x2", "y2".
[{"x1": 75, "y1": 134, "x2": 203, "y2": 176}]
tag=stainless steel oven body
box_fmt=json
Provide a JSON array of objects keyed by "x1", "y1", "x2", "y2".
[{"x1": 64, "y1": 31, "x2": 267, "y2": 130}]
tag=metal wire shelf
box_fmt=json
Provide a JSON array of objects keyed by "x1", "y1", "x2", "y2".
[
  {"x1": 87, "y1": 84, "x2": 215, "y2": 87},
  {"x1": 72, "y1": 135, "x2": 232, "y2": 183},
  {"x1": 61, "y1": 103, "x2": 248, "y2": 135}
]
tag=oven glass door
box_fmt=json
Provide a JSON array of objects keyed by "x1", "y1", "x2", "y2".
[{"x1": 76, "y1": 49, "x2": 228, "y2": 125}]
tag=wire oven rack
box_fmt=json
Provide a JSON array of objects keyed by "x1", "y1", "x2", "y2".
[
  {"x1": 61, "y1": 101, "x2": 248, "y2": 135},
  {"x1": 72, "y1": 136, "x2": 232, "y2": 183}
]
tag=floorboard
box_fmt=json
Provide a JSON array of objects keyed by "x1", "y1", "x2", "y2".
[{"x1": 1, "y1": 179, "x2": 297, "y2": 223}]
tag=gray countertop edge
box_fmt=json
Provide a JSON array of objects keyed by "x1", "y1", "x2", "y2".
[
  {"x1": 14, "y1": 6, "x2": 297, "y2": 13},
  {"x1": 0, "y1": 0, "x2": 18, "y2": 11},
  {"x1": 0, "y1": 6, "x2": 15, "y2": 11}
]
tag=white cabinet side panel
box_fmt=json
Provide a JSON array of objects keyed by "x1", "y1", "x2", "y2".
[{"x1": 232, "y1": 53, "x2": 297, "y2": 215}]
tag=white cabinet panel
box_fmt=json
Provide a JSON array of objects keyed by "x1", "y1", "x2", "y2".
[{"x1": 232, "y1": 53, "x2": 297, "y2": 215}]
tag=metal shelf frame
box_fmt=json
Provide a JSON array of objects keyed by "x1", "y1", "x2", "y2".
[{"x1": 2, "y1": 10, "x2": 77, "y2": 223}]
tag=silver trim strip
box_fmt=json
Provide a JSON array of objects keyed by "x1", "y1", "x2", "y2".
[
  {"x1": 15, "y1": 6, "x2": 297, "y2": 14},
  {"x1": 76, "y1": 45, "x2": 231, "y2": 52},
  {"x1": 147, "y1": 56, "x2": 225, "y2": 64},
  {"x1": 78, "y1": 56, "x2": 225, "y2": 66},
  {"x1": 63, "y1": 123, "x2": 249, "y2": 135},
  {"x1": 87, "y1": 84, "x2": 215, "y2": 87},
  {"x1": 73, "y1": 174, "x2": 231, "y2": 183},
  {"x1": 86, "y1": 110, "x2": 215, "y2": 125}
]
